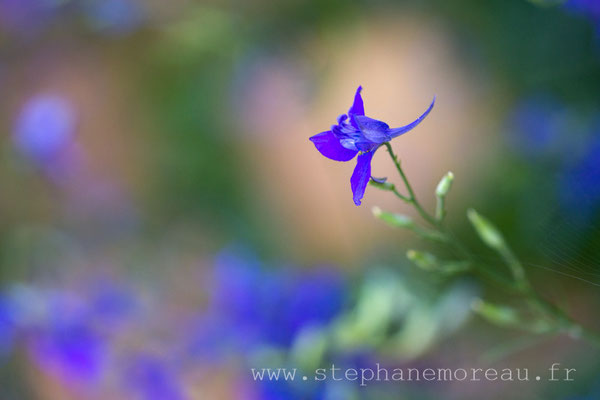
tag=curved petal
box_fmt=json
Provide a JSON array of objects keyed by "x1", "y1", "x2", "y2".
[
  {"x1": 371, "y1": 176, "x2": 387, "y2": 184},
  {"x1": 351, "y1": 150, "x2": 375, "y2": 206},
  {"x1": 387, "y1": 96, "x2": 436, "y2": 139},
  {"x1": 352, "y1": 115, "x2": 390, "y2": 143},
  {"x1": 310, "y1": 131, "x2": 358, "y2": 161},
  {"x1": 348, "y1": 86, "x2": 365, "y2": 130},
  {"x1": 348, "y1": 85, "x2": 364, "y2": 116}
]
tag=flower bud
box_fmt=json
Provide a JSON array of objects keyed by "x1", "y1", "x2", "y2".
[
  {"x1": 406, "y1": 250, "x2": 438, "y2": 271},
  {"x1": 439, "y1": 261, "x2": 471, "y2": 274},
  {"x1": 372, "y1": 207, "x2": 415, "y2": 229},
  {"x1": 471, "y1": 299, "x2": 519, "y2": 326},
  {"x1": 435, "y1": 172, "x2": 454, "y2": 221},
  {"x1": 435, "y1": 171, "x2": 454, "y2": 198},
  {"x1": 467, "y1": 209, "x2": 505, "y2": 250}
]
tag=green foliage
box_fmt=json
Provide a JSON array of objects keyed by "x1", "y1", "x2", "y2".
[{"x1": 371, "y1": 142, "x2": 600, "y2": 349}]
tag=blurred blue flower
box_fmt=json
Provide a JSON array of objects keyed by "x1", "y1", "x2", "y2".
[
  {"x1": 0, "y1": 248, "x2": 350, "y2": 398},
  {"x1": 564, "y1": 0, "x2": 600, "y2": 36},
  {"x1": 87, "y1": 280, "x2": 139, "y2": 331},
  {"x1": 0, "y1": 0, "x2": 58, "y2": 36},
  {"x1": 279, "y1": 267, "x2": 346, "y2": 345},
  {"x1": 210, "y1": 247, "x2": 274, "y2": 346},
  {"x1": 82, "y1": 0, "x2": 143, "y2": 36},
  {"x1": 254, "y1": 378, "x2": 326, "y2": 400},
  {"x1": 0, "y1": 296, "x2": 17, "y2": 356},
  {"x1": 309, "y1": 86, "x2": 435, "y2": 205},
  {"x1": 183, "y1": 313, "x2": 234, "y2": 361},
  {"x1": 31, "y1": 317, "x2": 106, "y2": 383},
  {"x1": 506, "y1": 94, "x2": 600, "y2": 224},
  {"x1": 210, "y1": 248, "x2": 347, "y2": 348},
  {"x1": 126, "y1": 354, "x2": 185, "y2": 400},
  {"x1": 13, "y1": 93, "x2": 77, "y2": 169},
  {"x1": 506, "y1": 95, "x2": 568, "y2": 156},
  {"x1": 559, "y1": 132, "x2": 600, "y2": 218},
  {"x1": 16, "y1": 289, "x2": 106, "y2": 383}
]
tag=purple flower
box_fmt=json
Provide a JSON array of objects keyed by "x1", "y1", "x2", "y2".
[
  {"x1": 14, "y1": 94, "x2": 76, "y2": 164},
  {"x1": 565, "y1": 0, "x2": 600, "y2": 36},
  {"x1": 88, "y1": 280, "x2": 138, "y2": 328},
  {"x1": 207, "y1": 247, "x2": 347, "y2": 349},
  {"x1": 0, "y1": 296, "x2": 17, "y2": 356},
  {"x1": 0, "y1": 0, "x2": 58, "y2": 37},
  {"x1": 31, "y1": 318, "x2": 105, "y2": 383},
  {"x1": 18, "y1": 289, "x2": 107, "y2": 384},
  {"x1": 309, "y1": 86, "x2": 435, "y2": 205},
  {"x1": 125, "y1": 355, "x2": 185, "y2": 400},
  {"x1": 506, "y1": 95, "x2": 567, "y2": 156},
  {"x1": 82, "y1": 0, "x2": 143, "y2": 36},
  {"x1": 559, "y1": 133, "x2": 600, "y2": 218},
  {"x1": 254, "y1": 378, "x2": 326, "y2": 400},
  {"x1": 283, "y1": 268, "x2": 346, "y2": 340},
  {"x1": 12, "y1": 93, "x2": 84, "y2": 183}
]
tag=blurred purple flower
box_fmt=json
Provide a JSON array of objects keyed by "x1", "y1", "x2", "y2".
[
  {"x1": 0, "y1": 0, "x2": 58, "y2": 36},
  {"x1": 0, "y1": 296, "x2": 17, "y2": 356},
  {"x1": 210, "y1": 248, "x2": 270, "y2": 342},
  {"x1": 279, "y1": 268, "x2": 346, "y2": 344},
  {"x1": 88, "y1": 281, "x2": 138, "y2": 327},
  {"x1": 507, "y1": 95, "x2": 567, "y2": 156},
  {"x1": 559, "y1": 133, "x2": 600, "y2": 218},
  {"x1": 82, "y1": 0, "x2": 143, "y2": 36},
  {"x1": 31, "y1": 318, "x2": 105, "y2": 383},
  {"x1": 13, "y1": 93, "x2": 80, "y2": 180},
  {"x1": 254, "y1": 379, "x2": 325, "y2": 400},
  {"x1": 209, "y1": 248, "x2": 346, "y2": 348},
  {"x1": 19, "y1": 290, "x2": 106, "y2": 384},
  {"x1": 183, "y1": 313, "x2": 234, "y2": 361},
  {"x1": 126, "y1": 355, "x2": 185, "y2": 400},
  {"x1": 0, "y1": 248, "x2": 350, "y2": 398},
  {"x1": 565, "y1": 0, "x2": 600, "y2": 36},
  {"x1": 309, "y1": 86, "x2": 435, "y2": 205}
]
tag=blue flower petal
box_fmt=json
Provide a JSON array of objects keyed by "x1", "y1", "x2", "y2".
[
  {"x1": 387, "y1": 96, "x2": 436, "y2": 139},
  {"x1": 126, "y1": 355, "x2": 184, "y2": 400},
  {"x1": 348, "y1": 85, "x2": 364, "y2": 116},
  {"x1": 352, "y1": 115, "x2": 390, "y2": 143},
  {"x1": 351, "y1": 151, "x2": 375, "y2": 205},
  {"x1": 348, "y1": 86, "x2": 365, "y2": 130},
  {"x1": 309, "y1": 130, "x2": 358, "y2": 161}
]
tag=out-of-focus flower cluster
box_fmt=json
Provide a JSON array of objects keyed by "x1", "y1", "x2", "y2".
[
  {"x1": 14, "y1": 94, "x2": 81, "y2": 183},
  {"x1": 506, "y1": 94, "x2": 600, "y2": 219},
  {"x1": 0, "y1": 0, "x2": 143, "y2": 38},
  {"x1": 0, "y1": 246, "x2": 475, "y2": 399},
  {"x1": 0, "y1": 248, "x2": 346, "y2": 399},
  {"x1": 564, "y1": 0, "x2": 600, "y2": 37}
]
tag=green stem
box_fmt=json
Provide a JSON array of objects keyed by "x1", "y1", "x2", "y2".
[
  {"x1": 498, "y1": 246, "x2": 531, "y2": 292},
  {"x1": 384, "y1": 142, "x2": 438, "y2": 227},
  {"x1": 391, "y1": 187, "x2": 411, "y2": 203},
  {"x1": 435, "y1": 196, "x2": 446, "y2": 222},
  {"x1": 375, "y1": 142, "x2": 600, "y2": 350}
]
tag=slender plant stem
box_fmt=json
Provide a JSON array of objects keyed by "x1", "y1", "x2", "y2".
[
  {"x1": 435, "y1": 196, "x2": 446, "y2": 222},
  {"x1": 498, "y1": 246, "x2": 531, "y2": 291},
  {"x1": 384, "y1": 142, "x2": 438, "y2": 227},
  {"x1": 391, "y1": 188, "x2": 411, "y2": 203},
  {"x1": 376, "y1": 142, "x2": 600, "y2": 350}
]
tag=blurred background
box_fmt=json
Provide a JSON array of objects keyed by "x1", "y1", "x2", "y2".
[{"x1": 1, "y1": 0, "x2": 600, "y2": 399}]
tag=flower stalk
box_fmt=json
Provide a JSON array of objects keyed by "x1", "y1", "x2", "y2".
[
  {"x1": 373, "y1": 141, "x2": 600, "y2": 350},
  {"x1": 383, "y1": 142, "x2": 438, "y2": 227}
]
